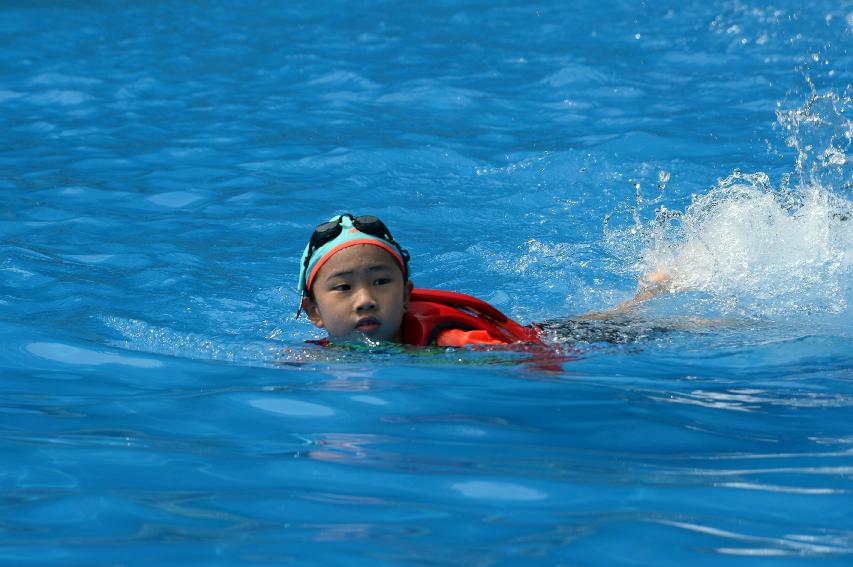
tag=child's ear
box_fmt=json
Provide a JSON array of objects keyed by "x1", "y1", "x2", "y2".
[
  {"x1": 301, "y1": 297, "x2": 325, "y2": 329},
  {"x1": 402, "y1": 280, "x2": 414, "y2": 312}
]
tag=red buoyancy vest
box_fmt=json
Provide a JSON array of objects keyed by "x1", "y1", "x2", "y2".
[{"x1": 401, "y1": 289, "x2": 543, "y2": 347}]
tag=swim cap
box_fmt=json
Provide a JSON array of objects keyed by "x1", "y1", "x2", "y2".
[{"x1": 298, "y1": 214, "x2": 409, "y2": 295}]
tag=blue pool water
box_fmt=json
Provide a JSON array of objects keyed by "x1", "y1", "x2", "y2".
[{"x1": 2, "y1": 0, "x2": 853, "y2": 564}]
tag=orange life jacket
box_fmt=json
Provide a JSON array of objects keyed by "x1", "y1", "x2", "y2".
[{"x1": 401, "y1": 289, "x2": 543, "y2": 347}]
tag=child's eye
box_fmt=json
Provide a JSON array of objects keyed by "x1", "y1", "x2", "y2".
[
  {"x1": 374, "y1": 277, "x2": 391, "y2": 286},
  {"x1": 332, "y1": 284, "x2": 350, "y2": 292}
]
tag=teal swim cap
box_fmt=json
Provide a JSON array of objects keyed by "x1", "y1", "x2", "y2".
[{"x1": 298, "y1": 214, "x2": 409, "y2": 295}]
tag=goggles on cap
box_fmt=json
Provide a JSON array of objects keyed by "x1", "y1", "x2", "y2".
[{"x1": 297, "y1": 214, "x2": 410, "y2": 298}]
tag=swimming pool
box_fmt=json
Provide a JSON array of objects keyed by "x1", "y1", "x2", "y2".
[{"x1": 2, "y1": 0, "x2": 852, "y2": 564}]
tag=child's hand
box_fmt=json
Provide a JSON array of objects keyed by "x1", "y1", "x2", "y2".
[
  {"x1": 642, "y1": 271, "x2": 671, "y2": 286},
  {"x1": 635, "y1": 270, "x2": 674, "y2": 301}
]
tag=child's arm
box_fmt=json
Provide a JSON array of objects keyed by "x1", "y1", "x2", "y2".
[
  {"x1": 625, "y1": 271, "x2": 674, "y2": 304},
  {"x1": 579, "y1": 271, "x2": 673, "y2": 320}
]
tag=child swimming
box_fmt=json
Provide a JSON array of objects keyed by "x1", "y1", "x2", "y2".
[{"x1": 298, "y1": 213, "x2": 671, "y2": 347}]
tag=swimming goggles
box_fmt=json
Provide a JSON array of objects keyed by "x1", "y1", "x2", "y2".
[{"x1": 298, "y1": 213, "x2": 410, "y2": 297}]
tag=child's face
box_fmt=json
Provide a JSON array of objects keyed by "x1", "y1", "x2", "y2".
[{"x1": 303, "y1": 244, "x2": 412, "y2": 342}]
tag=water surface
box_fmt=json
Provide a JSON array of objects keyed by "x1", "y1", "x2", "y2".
[{"x1": 2, "y1": 1, "x2": 852, "y2": 565}]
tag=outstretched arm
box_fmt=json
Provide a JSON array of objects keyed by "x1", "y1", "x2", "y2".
[
  {"x1": 627, "y1": 271, "x2": 674, "y2": 303},
  {"x1": 579, "y1": 271, "x2": 673, "y2": 320}
]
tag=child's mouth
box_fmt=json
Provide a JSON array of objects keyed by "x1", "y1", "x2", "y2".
[{"x1": 355, "y1": 317, "x2": 381, "y2": 333}]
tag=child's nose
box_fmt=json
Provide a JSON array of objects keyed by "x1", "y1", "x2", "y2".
[{"x1": 354, "y1": 287, "x2": 377, "y2": 312}]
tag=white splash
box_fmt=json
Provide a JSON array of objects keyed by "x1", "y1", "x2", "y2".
[
  {"x1": 643, "y1": 173, "x2": 851, "y2": 316},
  {"x1": 639, "y1": 88, "x2": 853, "y2": 318}
]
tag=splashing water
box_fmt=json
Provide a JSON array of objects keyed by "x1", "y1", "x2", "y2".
[
  {"x1": 777, "y1": 84, "x2": 853, "y2": 191},
  {"x1": 640, "y1": 91, "x2": 853, "y2": 318}
]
